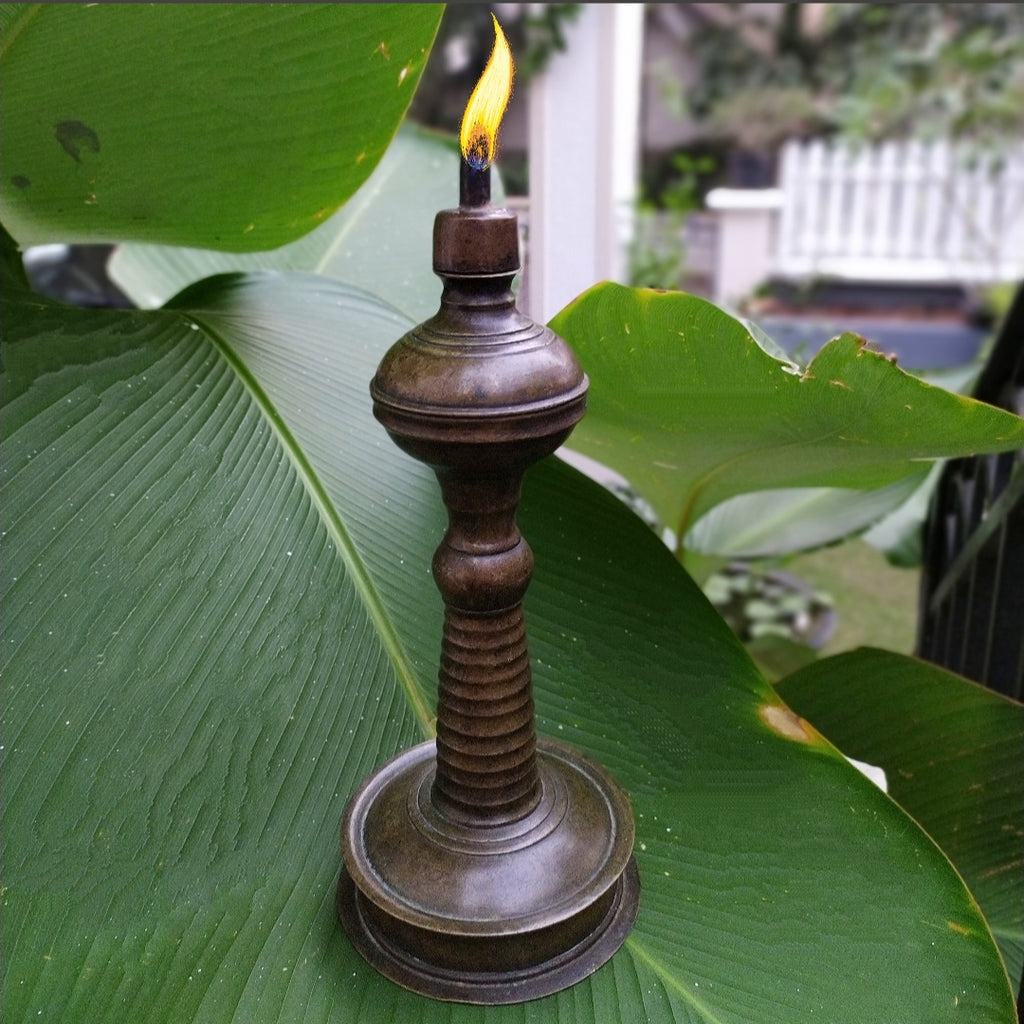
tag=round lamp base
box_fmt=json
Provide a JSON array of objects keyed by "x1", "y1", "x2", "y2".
[{"x1": 338, "y1": 738, "x2": 640, "y2": 1004}]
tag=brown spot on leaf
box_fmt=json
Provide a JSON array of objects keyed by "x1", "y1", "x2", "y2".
[
  {"x1": 946, "y1": 920, "x2": 972, "y2": 936},
  {"x1": 829, "y1": 379, "x2": 851, "y2": 390},
  {"x1": 760, "y1": 705, "x2": 815, "y2": 743},
  {"x1": 55, "y1": 120, "x2": 100, "y2": 163}
]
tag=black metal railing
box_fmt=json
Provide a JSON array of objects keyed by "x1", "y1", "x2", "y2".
[
  {"x1": 917, "y1": 284, "x2": 1024, "y2": 701},
  {"x1": 916, "y1": 283, "x2": 1023, "y2": 1016}
]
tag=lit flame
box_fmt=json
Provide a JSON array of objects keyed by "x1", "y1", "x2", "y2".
[{"x1": 460, "y1": 15, "x2": 514, "y2": 170}]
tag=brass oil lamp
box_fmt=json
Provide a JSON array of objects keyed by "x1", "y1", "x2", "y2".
[{"x1": 337, "y1": 18, "x2": 640, "y2": 1003}]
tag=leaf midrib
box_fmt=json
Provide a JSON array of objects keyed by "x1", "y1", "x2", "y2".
[
  {"x1": 626, "y1": 936, "x2": 730, "y2": 1024},
  {"x1": 675, "y1": 424, "x2": 851, "y2": 552},
  {"x1": 183, "y1": 309, "x2": 434, "y2": 737},
  {"x1": 0, "y1": 4, "x2": 43, "y2": 60}
]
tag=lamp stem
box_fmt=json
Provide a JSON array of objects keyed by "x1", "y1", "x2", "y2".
[{"x1": 431, "y1": 468, "x2": 541, "y2": 826}]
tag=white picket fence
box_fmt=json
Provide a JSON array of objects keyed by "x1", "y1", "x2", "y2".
[{"x1": 775, "y1": 137, "x2": 1024, "y2": 283}]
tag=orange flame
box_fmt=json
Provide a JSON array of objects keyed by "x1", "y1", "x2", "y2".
[{"x1": 460, "y1": 15, "x2": 514, "y2": 170}]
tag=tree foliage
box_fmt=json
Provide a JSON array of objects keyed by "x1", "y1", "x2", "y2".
[{"x1": 685, "y1": 3, "x2": 1024, "y2": 151}]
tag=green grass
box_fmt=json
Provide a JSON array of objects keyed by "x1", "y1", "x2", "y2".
[
  {"x1": 782, "y1": 539, "x2": 920, "y2": 657},
  {"x1": 737, "y1": 538, "x2": 921, "y2": 682}
]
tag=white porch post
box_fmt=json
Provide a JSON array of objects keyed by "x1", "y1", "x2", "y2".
[
  {"x1": 526, "y1": 3, "x2": 644, "y2": 325},
  {"x1": 706, "y1": 188, "x2": 783, "y2": 310}
]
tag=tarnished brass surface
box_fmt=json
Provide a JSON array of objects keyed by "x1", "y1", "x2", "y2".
[
  {"x1": 338, "y1": 199, "x2": 639, "y2": 1003},
  {"x1": 339, "y1": 739, "x2": 639, "y2": 1003}
]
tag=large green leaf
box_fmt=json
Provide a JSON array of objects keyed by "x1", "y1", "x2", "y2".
[
  {"x1": 2, "y1": 267, "x2": 1015, "y2": 1023},
  {"x1": 683, "y1": 364, "x2": 981, "y2": 560},
  {"x1": 861, "y1": 461, "x2": 948, "y2": 566},
  {"x1": 552, "y1": 284, "x2": 1024, "y2": 558},
  {"x1": 777, "y1": 649, "x2": 1024, "y2": 993},
  {"x1": 109, "y1": 125, "x2": 468, "y2": 322},
  {"x1": 683, "y1": 473, "x2": 928, "y2": 558},
  {"x1": 0, "y1": 4, "x2": 441, "y2": 250}
]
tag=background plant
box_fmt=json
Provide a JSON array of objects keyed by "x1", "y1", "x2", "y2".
[
  {"x1": 683, "y1": 2, "x2": 1024, "y2": 153},
  {"x1": 629, "y1": 152, "x2": 716, "y2": 291},
  {"x1": 2, "y1": 6, "x2": 1021, "y2": 1023}
]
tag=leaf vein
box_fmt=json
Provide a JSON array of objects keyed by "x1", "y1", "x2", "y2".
[{"x1": 184, "y1": 312, "x2": 433, "y2": 736}]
